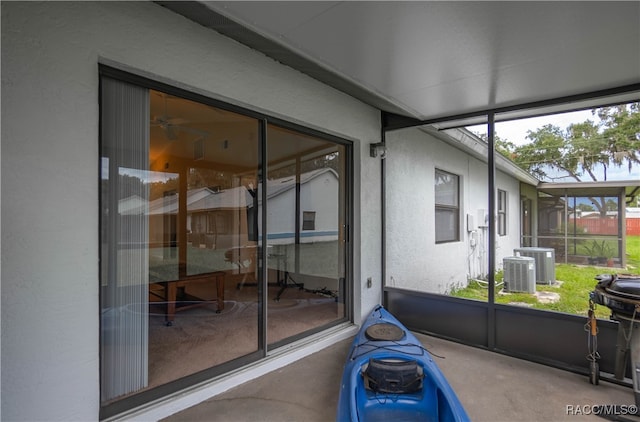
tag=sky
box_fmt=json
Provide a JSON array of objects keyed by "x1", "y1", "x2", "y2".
[
  {"x1": 495, "y1": 110, "x2": 596, "y2": 147},
  {"x1": 467, "y1": 109, "x2": 596, "y2": 146},
  {"x1": 467, "y1": 109, "x2": 640, "y2": 182}
]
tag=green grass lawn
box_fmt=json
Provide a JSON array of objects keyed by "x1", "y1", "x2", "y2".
[
  {"x1": 627, "y1": 235, "x2": 640, "y2": 270},
  {"x1": 450, "y1": 235, "x2": 640, "y2": 319}
]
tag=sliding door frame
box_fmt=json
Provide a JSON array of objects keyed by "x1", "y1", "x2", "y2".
[{"x1": 99, "y1": 65, "x2": 353, "y2": 418}]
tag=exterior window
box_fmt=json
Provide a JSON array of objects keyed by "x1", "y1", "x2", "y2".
[
  {"x1": 302, "y1": 211, "x2": 316, "y2": 230},
  {"x1": 435, "y1": 169, "x2": 460, "y2": 243},
  {"x1": 498, "y1": 189, "x2": 507, "y2": 236}
]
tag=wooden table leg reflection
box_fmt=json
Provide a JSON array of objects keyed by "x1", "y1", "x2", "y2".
[{"x1": 161, "y1": 271, "x2": 226, "y2": 326}]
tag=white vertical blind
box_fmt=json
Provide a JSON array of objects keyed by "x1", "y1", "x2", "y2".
[{"x1": 100, "y1": 77, "x2": 149, "y2": 401}]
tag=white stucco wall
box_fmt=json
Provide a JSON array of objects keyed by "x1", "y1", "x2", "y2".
[
  {"x1": 1, "y1": 2, "x2": 381, "y2": 420},
  {"x1": 385, "y1": 127, "x2": 524, "y2": 293}
]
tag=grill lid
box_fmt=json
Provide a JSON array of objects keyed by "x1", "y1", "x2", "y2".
[{"x1": 601, "y1": 274, "x2": 640, "y2": 300}]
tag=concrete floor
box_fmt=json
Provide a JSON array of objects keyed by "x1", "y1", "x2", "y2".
[{"x1": 163, "y1": 332, "x2": 637, "y2": 422}]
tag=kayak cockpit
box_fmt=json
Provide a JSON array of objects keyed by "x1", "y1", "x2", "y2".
[
  {"x1": 355, "y1": 357, "x2": 457, "y2": 422},
  {"x1": 362, "y1": 358, "x2": 424, "y2": 394}
]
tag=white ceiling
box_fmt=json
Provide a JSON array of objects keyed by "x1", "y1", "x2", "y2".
[{"x1": 165, "y1": 1, "x2": 640, "y2": 124}]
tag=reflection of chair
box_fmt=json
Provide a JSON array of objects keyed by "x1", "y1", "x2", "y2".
[{"x1": 224, "y1": 246, "x2": 257, "y2": 289}]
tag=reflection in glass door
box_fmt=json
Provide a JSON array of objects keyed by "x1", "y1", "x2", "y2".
[
  {"x1": 100, "y1": 81, "x2": 262, "y2": 404},
  {"x1": 265, "y1": 124, "x2": 347, "y2": 346},
  {"x1": 145, "y1": 91, "x2": 263, "y2": 389},
  {"x1": 100, "y1": 74, "x2": 351, "y2": 413}
]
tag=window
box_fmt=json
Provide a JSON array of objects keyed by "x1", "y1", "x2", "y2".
[
  {"x1": 302, "y1": 211, "x2": 316, "y2": 230},
  {"x1": 434, "y1": 169, "x2": 460, "y2": 243},
  {"x1": 498, "y1": 189, "x2": 507, "y2": 236}
]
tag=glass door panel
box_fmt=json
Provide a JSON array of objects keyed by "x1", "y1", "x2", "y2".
[
  {"x1": 146, "y1": 91, "x2": 261, "y2": 388},
  {"x1": 100, "y1": 81, "x2": 262, "y2": 404},
  {"x1": 265, "y1": 124, "x2": 347, "y2": 346}
]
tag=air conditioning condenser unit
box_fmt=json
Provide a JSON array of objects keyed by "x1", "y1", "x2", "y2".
[
  {"x1": 503, "y1": 256, "x2": 536, "y2": 294},
  {"x1": 514, "y1": 247, "x2": 556, "y2": 285}
]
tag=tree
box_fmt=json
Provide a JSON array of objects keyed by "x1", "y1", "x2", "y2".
[
  {"x1": 501, "y1": 103, "x2": 639, "y2": 182},
  {"x1": 576, "y1": 203, "x2": 595, "y2": 212},
  {"x1": 605, "y1": 199, "x2": 618, "y2": 211},
  {"x1": 494, "y1": 102, "x2": 639, "y2": 216}
]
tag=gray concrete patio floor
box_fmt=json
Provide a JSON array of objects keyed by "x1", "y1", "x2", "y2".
[{"x1": 163, "y1": 332, "x2": 638, "y2": 422}]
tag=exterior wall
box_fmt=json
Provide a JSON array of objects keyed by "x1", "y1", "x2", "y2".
[
  {"x1": 1, "y1": 2, "x2": 381, "y2": 420},
  {"x1": 385, "y1": 127, "x2": 525, "y2": 293}
]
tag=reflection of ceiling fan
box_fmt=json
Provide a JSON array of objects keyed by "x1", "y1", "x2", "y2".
[
  {"x1": 151, "y1": 92, "x2": 212, "y2": 142},
  {"x1": 151, "y1": 114, "x2": 189, "y2": 140},
  {"x1": 151, "y1": 93, "x2": 190, "y2": 141}
]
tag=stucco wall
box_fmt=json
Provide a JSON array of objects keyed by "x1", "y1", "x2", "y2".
[
  {"x1": 385, "y1": 127, "x2": 524, "y2": 293},
  {"x1": 1, "y1": 2, "x2": 381, "y2": 420}
]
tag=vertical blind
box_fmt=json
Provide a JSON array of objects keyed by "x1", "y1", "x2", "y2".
[{"x1": 100, "y1": 77, "x2": 149, "y2": 401}]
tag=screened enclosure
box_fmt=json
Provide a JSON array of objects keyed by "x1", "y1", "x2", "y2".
[{"x1": 536, "y1": 186, "x2": 633, "y2": 269}]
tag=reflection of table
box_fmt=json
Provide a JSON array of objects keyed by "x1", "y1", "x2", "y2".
[{"x1": 151, "y1": 271, "x2": 225, "y2": 325}]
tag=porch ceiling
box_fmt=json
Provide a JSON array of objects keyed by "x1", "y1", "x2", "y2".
[{"x1": 160, "y1": 1, "x2": 640, "y2": 125}]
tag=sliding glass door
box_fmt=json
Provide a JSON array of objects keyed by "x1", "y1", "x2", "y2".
[{"x1": 99, "y1": 71, "x2": 350, "y2": 413}]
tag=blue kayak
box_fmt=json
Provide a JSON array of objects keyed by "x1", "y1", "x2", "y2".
[{"x1": 336, "y1": 305, "x2": 470, "y2": 421}]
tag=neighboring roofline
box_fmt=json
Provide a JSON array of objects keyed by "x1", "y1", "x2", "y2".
[{"x1": 265, "y1": 167, "x2": 339, "y2": 200}]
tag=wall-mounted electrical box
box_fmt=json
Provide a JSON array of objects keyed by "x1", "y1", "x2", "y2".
[{"x1": 466, "y1": 214, "x2": 475, "y2": 232}]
